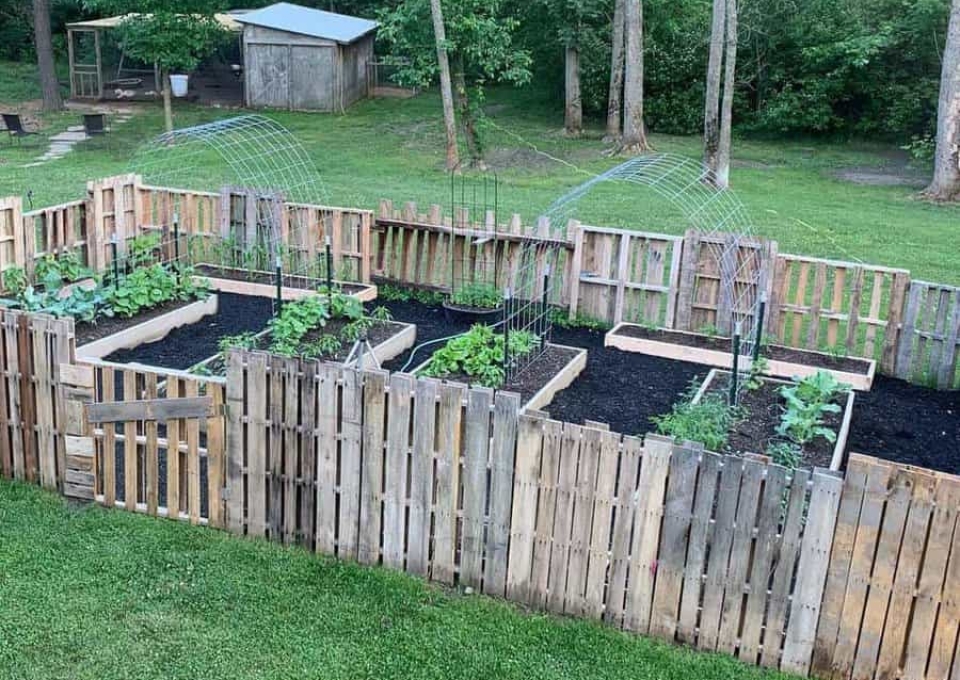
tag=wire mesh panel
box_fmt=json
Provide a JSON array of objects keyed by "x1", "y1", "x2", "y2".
[
  {"x1": 448, "y1": 172, "x2": 500, "y2": 304},
  {"x1": 543, "y1": 153, "x2": 764, "y2": 358},
  {"x1": 129, "y1": 115, "x2": 333, "y2": 302},
  {"x1": 503, "y1": 241, "x2": 563, "y2": 383}
]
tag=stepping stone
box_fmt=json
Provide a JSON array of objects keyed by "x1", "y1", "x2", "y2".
[{"x1": 49, "y1": 131, "x2": 87, "y2": 142}]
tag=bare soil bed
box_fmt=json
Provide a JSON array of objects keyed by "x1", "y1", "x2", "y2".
[
  {"x1": 614, "y1": 324, "x2": 872, "y2": 375},
  {"x1": 104, "y1": 292, "x2": 273, "y2": 369},
  {"x1": 76, "y1": 297, "x2": 201, "y2": 346},
  {"x1": 195, "y1": 265, "x2": 368, "y2": 296}
]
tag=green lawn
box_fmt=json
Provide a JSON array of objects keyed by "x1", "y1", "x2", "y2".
[
  {"x1": 2, "y1": 60, "x2": 959, "y2": 284},
  {"x1": 0, "y1": 480, "x2": 793, "y2": 680}
]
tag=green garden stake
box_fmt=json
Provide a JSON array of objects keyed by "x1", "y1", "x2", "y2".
[
  {"x1": 274, "y1": 255, "x2": 283, "y2": 316},
  {"x1": 540, "y1": 264, "x2": 551, "y2": 344},
  {"x1": 752, "y1": 292, "x2": 767, "y2": 363},
  {"x1": 173, "y1": 213, "x2": 181, "y2": 286},
  {"x1": 110, "y1": 238, "x2": 119, "y2": 292},
  {"x1": 503, "y1": 286, "x2": 512, "y2": 374},
  {"x1": 325, "y1": 234, "x2": 333, "y2": 294}
]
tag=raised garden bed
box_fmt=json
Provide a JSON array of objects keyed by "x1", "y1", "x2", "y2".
[
  {"x1": 414, "y1": 343, "x2": 587, "y2": 411},
  {"x1": 692, "y1": 368, "x2": 855, "y2": 470},
  {"x1": 606, "y1": 322, "x2": 876, "y2": 391},
  {"x1": 78, "y1": 295, "x2": 219, "y2": 359},
  {"x1": 194, "y1": 265, "x2": 377, "y2": 302}
]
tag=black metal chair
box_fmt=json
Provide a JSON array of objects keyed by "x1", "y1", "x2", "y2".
[
  {"x1": 82, "y1": 113, "x2": 107, "y2": 136},
  {"x1": 2, "y1": 113, "x2": 37, "y2": 144}
]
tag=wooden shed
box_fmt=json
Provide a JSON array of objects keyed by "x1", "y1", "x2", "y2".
[{"x1": 236, "y1": 3, "x2": 377, "y2": 112}]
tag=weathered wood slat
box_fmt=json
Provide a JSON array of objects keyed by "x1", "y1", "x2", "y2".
[{"x1": 86, "y1": 396, "x2": 215, "y2": 423}]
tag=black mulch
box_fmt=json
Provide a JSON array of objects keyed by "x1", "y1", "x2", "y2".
[
  {"x1": 375, "y1": 299, "x2": 960, "y2": 473},
  {"x1": 104, "y1": 292, "x2": 274, "y2": 370}
]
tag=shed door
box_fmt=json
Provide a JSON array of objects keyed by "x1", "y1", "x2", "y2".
[
  {"x1": 290, "y1": 45, "x2": 335, "y2": 111},
  {"x1": 247, "y1": 44, "x2": 289, "y2": 108}
]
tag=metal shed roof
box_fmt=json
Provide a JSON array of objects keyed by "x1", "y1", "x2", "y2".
[
  {"x1": 66, "y1": 13, "x2": 243, "y2": 32},
  {"x1": 234, "y1": 3, "x2": 378, "y2": 44}
]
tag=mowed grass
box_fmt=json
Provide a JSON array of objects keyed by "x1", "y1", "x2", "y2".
[
  {"x1": 1, "y1": 60, "x2": 959, "y2": 283},
  {"x1": 0, "y1": 480, "x2": 794, "y2": 680}
]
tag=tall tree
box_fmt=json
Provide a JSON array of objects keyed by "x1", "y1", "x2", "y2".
[
  {"x1": 703, "y1": 0, "x2": 725, "y2": 177},
  {"x1": 33, "y1": 0, "x2": 62, "y2": 111},
  {"x1": 605, "y1": 0, "x2": 625, "y2": 140},
  {"x1": 429, "y1": 0, "x2": 460, "y2": 170},
  {"x1": 564, "y1": 46, "x2": 582, "y2": 135},
  {"x1": 620, "y1": 0, "x2": 649, "y2": 152},
  {"x1": 924, "y1": 0, "x2": 960, "y2": 201},
  {"x1": 715, "y1": 0, "x2": 738, "y2": 187},
  {"x1": 379, "y1": 0, "x2": 531, "y2": 166}
]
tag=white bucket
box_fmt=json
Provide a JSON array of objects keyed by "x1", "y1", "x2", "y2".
[{"x1": 169, "y1": 74, "x2": 189, "y2": 97}]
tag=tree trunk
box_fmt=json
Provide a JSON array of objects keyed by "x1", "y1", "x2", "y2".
[
  {"x1": 453, "y1": 58, "x2": 485, "y2": 169},
  {"x1": 429, "y1": 0, "x2": 460, "y2": 171},
  {"x1": 33, "y1": 0, "x2": 62, "y2": 111},
  {"x1": 605, "y1": 0, "x2": 626, "y2": 141},
  {"x1": 714, "y1": 0, "x2": 739, "y2": 189},
  {"x1": 924, "y1": 0, "x2": 960, "y2": 201},
  {"x1": 620, "y1": 0, "x2": 649, "y2": 153},
  {"x1": 703, "y1": 0, "x2": 725, "y2": 176},
  {"x1": 162, "y1": 71, "x2": 174, "y2": 133},
  {"x1": 564, "y1": 47, "x2": 583, "y2": 136}
]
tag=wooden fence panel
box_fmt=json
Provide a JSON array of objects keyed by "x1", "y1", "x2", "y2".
[
  {"x1": 769, "y1": 255, "x2": 910, "y2": 371},
  {"x1": 568, "y1": 227, "x2": 683, "y2": 327},
  {"x1": 87, "y1": 361, "x2": 225, "y2": 526},
  {"x1": 895, "y1": 281, "x2": 960, "y2": 389}
]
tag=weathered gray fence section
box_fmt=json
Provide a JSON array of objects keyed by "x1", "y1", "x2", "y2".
[
  {"x1": 220, "y1": 352, "x2": 960, "y2": 680},
  {"x1": 896, "y1": 280, "x2": 960, "y2": 388}
]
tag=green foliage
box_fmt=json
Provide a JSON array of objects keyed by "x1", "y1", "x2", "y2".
[
  {"x1": 745, "y1": 356, "x2": 770, "y2": 392},
  {"x1": 218, "y1": 332, "x2": 259, "y2": 354},
  {"x1": 104, "y1": 263, "x2": 206, "y2": 318},
  {"x1": 449, "y1": 282, "x2": 502, "y2": 310},
  {"x1": 378, "y1": 284, "x2": 446, "y2": 306},
  {"x1": 89, "y1": 0, "x2": 230, "y2": 74},
  {"x1": 302, "y1": 334, "x2": 343, "y2": 359},
  {"x1": 777, "y1": 371, "x2": 850, "y2": 445},
  {"x1": 269, "y1": 295, "x2": 330, "y2": 357},
  {"x1": 327, "y1": 290, "x2": 364, "y2": 321},
  {"x1": 422, "y1": 324, "x2": 536, "y2": 388},
  {"x1": 766, "y1": 440, "x2": 803, "y2": 469},
  {"x1": 652, "y1": 387, "x2": 740, "y2": 452},
  {"x1": 819, "y1": 343, "x2": 849, "y2": 362},
  {"x1": 34, "y1": 249, "x2": 89, "y2": 288},
  {"x1": 370, "y1": 305, "x2": 394, "y2": 322},
  {"x1": 548, "y1": 308, "x2": 610, "y2": 331},
  {"x1": 0, "y1": 478, "x2": 798, "y2": 680},
  {"x1": 3, "y1": 267, "x2": 27, "y2": 296}
]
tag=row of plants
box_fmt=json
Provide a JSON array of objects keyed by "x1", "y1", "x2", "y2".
[
  {"x1": 217, "y1": 290, "x2": 394, "y2": 362},
  {"x1": 0, "y1": 236, "x2": 208, "y2": 324},
  {"x1": 420, "y1": 324, "x2": 537, "y2": 389},
  {"x1": 654, "y1": 365, "x2": 851, "y2": 469}
]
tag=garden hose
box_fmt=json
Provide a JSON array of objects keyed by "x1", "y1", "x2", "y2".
[{"x1": 399, "y1": 319, "x2": 507, "y2": 373}]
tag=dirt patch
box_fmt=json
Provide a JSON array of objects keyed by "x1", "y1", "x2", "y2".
[
  {"x1": 614, "y1": 324, "x2": 872, "y2": 375},
  {"x1": 76, "y1": 297, "x2": 201, "y2": 346},
  {"x1": 834, "y1": 168, "x2": 928, "y2": 188}
]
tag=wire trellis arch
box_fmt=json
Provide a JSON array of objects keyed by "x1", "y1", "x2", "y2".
[
  {"x1": 129, "y1": 115, "x2": 334, "y2": 308},
  {"x1": 542, "y1": 153, "x2": 765, "y2": 360}
]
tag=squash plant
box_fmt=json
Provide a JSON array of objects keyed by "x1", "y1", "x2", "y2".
[
  {"x1": 422, "y1": 324, "x2": 536, "y2": 388},
  {"x1": 777, "y1": 371, "x2": 850, "y2": 445}
]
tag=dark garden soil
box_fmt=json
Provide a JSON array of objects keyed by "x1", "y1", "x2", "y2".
[
  {"x1": 428, "y1": 344, "x2": 580, "y2": 403},
  {"x1": 705, "y1": 373, "x2": 843, "y2": 469},
  {"x1": 375, "y1": 298, "x2": 958, "y2": 472},
  {"x1": 846, "y1": 375, "x2": 960, "y2": 474},
  {"x1": 104, "y1": 292, "x2": 274, "y2": 370},
  {"x1": 615, "y1": 324, "x2": 872, "y2": 375},
  {"x1": 76, "y1": 297, "x2": 199, "y2": 346},
  {"x1": 296, "y1": 318, "x2": 405, "y2": 363},
  {"x1": 195, "y1": 265, "x2": 367, "y2": 295}
]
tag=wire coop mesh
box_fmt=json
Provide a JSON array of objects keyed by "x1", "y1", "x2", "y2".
[{"x1": 129, "y1": 115, "x2": 333, "y2": 310}]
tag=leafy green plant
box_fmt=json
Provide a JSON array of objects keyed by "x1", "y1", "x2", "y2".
[
  {"x1": 819, "y1": 343, "x2": 849, "y2": 363},
  {"x1": 652, "y1": 385, "x2": 740, "y2": 451},
  {"x1": 327, "y1": 290, "x2": 363, "y2": 321},
  {"x1": 3, "y1": 266, "x2": 27, "y2": 295},
  {"x1": 104, "y1": 262, "x2": 206, "y2": 318},
  {"x1": 766, "y1": 440, "x2": 803, "y2": 469},
  {"x1": 269, "y1": 295, "x2": 330, "y2": 356},
  {"x1": 126, "y1": 233, "x2": 162, "y2": 269},
  {"x1": 35, "y1": 249, "x2": 89, "y2": 287},
  {"x1": 698, "y1": 324, "x2": 723, "y2": 338},
  {"x1": 302, "y1": 334, "x2": 342, "y2": 359},
  {"x1": 422, "y1": 324, "x2": 535, "y2": 388},
  {"x1": 449, "y1": 282, "x2": 502, "y2": 310},
  {"x1": 218, "y1": 332, "x2": 259, "y2": 354},
  {"x1": 370, "y1": 305, "x2": 393, "y2": 322},
  {"x1": 548, "y1": 307, "x2": 610, "y2": 331},
  {"x1": 777, "y1": 371, "x2": 850, "y2": 445},
  {"x1": 745, "y1": 356, "x2": 770, "y2": 392}
]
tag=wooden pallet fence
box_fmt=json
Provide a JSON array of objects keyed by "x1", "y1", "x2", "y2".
[
  {"x1": 373, "y1": 199, "x2": 575, "y2": 306},
  {"x1": 87, "y1": 361, "x2": 226, "y2": 526},
  {"x1": 895, "y1": 280, "x2": 960, "y2": 389},
  {"x1": 567, "y1": 225, "x2": 683, "y2": 326},
  {"x1": 0, "y1": 195, "x2": 24, "y2": 286},
  {"x1": 0, "y1": 308, "x2": 73, "y2": 491},
  {"x1": 674, "y1": 229, "x2": 777, "y2": 336},
  {"x1": 224, "y1": 355, "x2": 928, "y2": 677},
  {"x1": 768, "y1": 255, "x2": 910, "y2": 373}
]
